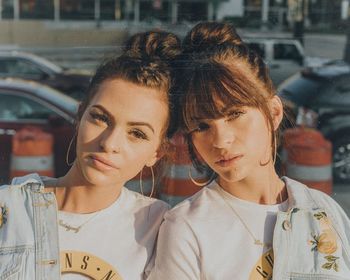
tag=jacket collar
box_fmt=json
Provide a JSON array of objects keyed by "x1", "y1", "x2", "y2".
[
  {"x1": 11, "y1": 173, "x2": 45, "y2": 192},
  {"x1": 282, "y1": 176, "x2": 319, "y2": 210}
]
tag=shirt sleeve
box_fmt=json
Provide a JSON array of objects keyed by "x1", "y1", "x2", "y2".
[
  {"x1": 147, "y1": 214, "x2": 201, "y2": 280},
  {"x1": 143, "y1": 200, "x2": 171, "y2": 280}
]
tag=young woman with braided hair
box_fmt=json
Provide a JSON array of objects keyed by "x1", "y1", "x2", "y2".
[
  {"x1": 0, "y1": 31, "x2": 181, "y2": 280},
  {"x1": 149, "y1": 22, "x2": 350, "y2": 280}
]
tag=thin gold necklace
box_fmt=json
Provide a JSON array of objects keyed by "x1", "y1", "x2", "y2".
[
  {"x1": 58, "y1": 211, "x2": 102, "y2": 233},
  {"x1": 54, "y1": 178, "x2": 103, "y2": 234},
  {"x1": 217, "y1": 186, "x2": 283, "y2": 248}
]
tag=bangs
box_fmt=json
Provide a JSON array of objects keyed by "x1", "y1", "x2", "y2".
[{"x1": 183, "y1": 61, "x2": 265, "y2": 131}]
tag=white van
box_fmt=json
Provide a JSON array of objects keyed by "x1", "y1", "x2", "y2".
[{"x1": 244, "y1": 38, "x2": 306, "y2": 86}]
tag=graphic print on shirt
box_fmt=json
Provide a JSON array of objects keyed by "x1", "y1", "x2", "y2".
[
  {"x1": 249, "y1": 249, "x2": 273, "y2": 280},
  {"x1": 60, "y1": 251, "x2": 123, "y2": 280}
]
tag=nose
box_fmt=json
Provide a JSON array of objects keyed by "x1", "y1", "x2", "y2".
[
  {"x1": 212, "y1": 121, "x2": 234, "y2": 149},
  {"x1": 99, "y1": 127, "x2": 122, "y2": 153}
]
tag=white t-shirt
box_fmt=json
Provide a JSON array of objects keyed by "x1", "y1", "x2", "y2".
[
  {"x1": 58, "y1": 187, "x2": 169, "y2": 280},
  {"x1": 149, "y1": 181, "x2": 288, "y2": 280}
]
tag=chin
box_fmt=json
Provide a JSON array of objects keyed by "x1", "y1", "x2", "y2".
[
  {"x1": 81, "y1": 166, "x2": 120, "y2": 186},
  {"x1": 218, "y1": 169, "x2": 247, "y2": 183}
]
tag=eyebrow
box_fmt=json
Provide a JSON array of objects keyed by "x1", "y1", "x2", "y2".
[
  {"x1": 127, "y1": 122, "x2": 155, "y2": 134},
  {"x1": 91, "y1": 104, "x2": 112, "y2": 116},
  {"x1": 91, "y1": 105, "x2": 155, "y2": 133},
  {"x1": 192, "y1": 106, "x2": 244, "y2": 122},
  {"x1": 221, "y1": 105, "x2": 244, "y2": 115}
]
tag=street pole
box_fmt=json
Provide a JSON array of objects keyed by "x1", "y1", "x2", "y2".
[
  {"x1": 344, "y1": 0, "x2": 350, "y2": 63},
  {"x1": 292, "y1": 0, "x2": 305, "y2": 45},
  {"x1": 133, "y1": 0, "x2": 139, "y2": 24},
  {"x1": 262, "y1": 0, "x2": 270, "y2": 29},
  {"x1": 54, "y1": 0, "x2": 60, "y2": 22},
  {"x1": 14, "y1": 0, "x2": 19, "y2": 20},
  {"x1": 95, "y1": 0, "x2": 101, "y2": 28},
  {"x1": 171, "y1": 0, "x2": 178, "y2": 24}
]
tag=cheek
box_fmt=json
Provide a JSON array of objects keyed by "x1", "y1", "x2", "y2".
[
  {"x1": 76, "y1": 120, "x2": 102, "y2": 151},
  {"x1": 244, "y1": 122, "x2": 271, "y2": 153},
  {"x1": 192, "y1": 136, "x2": 209, "y2": 159}
]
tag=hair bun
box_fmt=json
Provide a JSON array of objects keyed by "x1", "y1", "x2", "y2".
[
  {"x1": 183, "y1": 22, "x2": 243, "y2": 54},
  {"x1": 124, "y1": 31, "x2": 181, "y2": 62}
]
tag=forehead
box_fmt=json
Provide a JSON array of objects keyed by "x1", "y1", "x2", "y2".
[{"x1": 89, "y1": 79, "x2": 168, "y2": 126}]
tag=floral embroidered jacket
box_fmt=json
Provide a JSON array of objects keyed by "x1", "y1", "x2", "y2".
[{"x1": 273, "y1": 177, "x2": 350, "y2": 279}]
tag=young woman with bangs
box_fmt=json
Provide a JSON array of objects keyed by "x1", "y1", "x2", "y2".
[
  {"x1": 149, "y1": 22, "x2": 350, "y2": 280},
  {"x1": 0, "y1": 31, "x2": 180, "y2": 280}
]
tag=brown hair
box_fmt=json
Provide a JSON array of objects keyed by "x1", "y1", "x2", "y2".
[
  {"x1": 78, "y1": 30, "x2": 181, "y2": 138},
  {"x1": 175, "y1": 22, "x2": 280, "y2": 173}
]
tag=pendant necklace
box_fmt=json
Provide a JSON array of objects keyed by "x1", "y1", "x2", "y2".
[{"x1": 217, "y1": 186, "x2": 283, "y2": 248}]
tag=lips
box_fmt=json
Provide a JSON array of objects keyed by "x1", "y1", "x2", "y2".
[
  {"x1": 89, "y1": 154, "x2": 118, "y2": 170},
  {"x1": 215, "y1": 154, "x2": 243, "y2": 167}
]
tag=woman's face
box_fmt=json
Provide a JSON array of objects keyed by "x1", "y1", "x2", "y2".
[
  {"x1": 190, "y1": 101, "x2": 280, "y2": 184},
  {"x1": 75, "y1": 78, "x2": 168, "y2": 187}
]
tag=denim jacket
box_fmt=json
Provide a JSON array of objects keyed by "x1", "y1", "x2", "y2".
[
  {"x1": 273, "y1": 177, "x2": 350, "y2": 279},
  {"x1": 0, "y1": 174, "x2": 60, "y2": 280},
  {"x1": 1, "y1": 174, "x2": 350, "y2": 280},
  {"x1": 149, "y1": 177, "x2": 350, "y2": 280}
]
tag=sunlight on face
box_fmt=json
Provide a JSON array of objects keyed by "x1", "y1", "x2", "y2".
[
  {"x1": 191, "y1": 106, "x2": 272, "y2": 183},
  {"x1": 75, "y1": 79, "x2": 169, "y2": 187}
]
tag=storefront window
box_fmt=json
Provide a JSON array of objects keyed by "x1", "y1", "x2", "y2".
[
  {"x1": 20, "y1": 0, "x2": 54, "y2": 19},
  {"x1": 2, "y1": 0, "x2": 14, "y2": 19},
  {"x1": 60, "y1": 0, "x2": 94, "y2": 20}
]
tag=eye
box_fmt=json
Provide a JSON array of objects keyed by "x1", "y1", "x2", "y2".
[
  {"x1": 89, "y1": 111, "x2": 110, "y2": 125},
  {"x1": 226, "y1": 110, "x2": 245, "y2": 121},
  {"x1": 130, "y1": 129, "x2": 149, "y2": 140},
  {"x1": 192, "y1": 122, "x2": 210, "y2": 133}
]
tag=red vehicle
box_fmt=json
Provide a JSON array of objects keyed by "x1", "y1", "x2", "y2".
[{"x1": 0, "y1": 78, "x2": 78, "y2": 184}]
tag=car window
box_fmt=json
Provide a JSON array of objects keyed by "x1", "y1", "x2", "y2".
[
  {"x1": 0, "y1": 58, "x2": 44, "y2": 76},
  {"x1": 247, "y1": 43, "x2": 265, "y2": 59},
  {"x1": 273, "y1": 43, "x2": 301, "y2": 61},
  {"x1": 278, "y1": 74, "x2": 323, "y2": 108},
  {"x1": 0, "y1": 92, "x2": 59, "y2": 121},
  {"x1": 313, "y1": 77, "x2": 350, "y2": 108}
]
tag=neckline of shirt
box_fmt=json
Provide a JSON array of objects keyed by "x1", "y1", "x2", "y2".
[
  {"x1": 211, "y1": 180, "x2": 289, "y2": 211},
  {"x1": 58, "y1": 187, "x2": 126, "y2": 219}
]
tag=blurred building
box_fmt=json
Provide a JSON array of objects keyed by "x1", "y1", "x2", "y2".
[
  {"x1": 0, "y1": 0, "x2": 346, "y2": 28},
  {"x1": 242, "y1": 0, "x2": 346, "y2": 30},
  {"x1": 0, "y1": 0, "x2": 229, "y2": 23}
]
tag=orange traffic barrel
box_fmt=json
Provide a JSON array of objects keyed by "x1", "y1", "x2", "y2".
[
  {"x1": 282, "y1": 127, "x2": 332, "y2": 194},
  {"x1": 10, "y1": 127, "x2": 54, "y2": 178},
  {"x1": 159, "y1": 132, "x2": 209, "y2": 206}
]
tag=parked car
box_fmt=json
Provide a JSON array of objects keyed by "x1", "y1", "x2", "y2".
[
  {"x1": 277, "y1": 60, "x2": 350, "y2": 182},
  {"x1": 0, "y1": 78, "x2": 78, "y2": 184},
  {"x1": 245, "y1": 38, "x2": 330, "y2": 86},
  {"x1": 0, "y1": 51, "x2": 91, "y2": 100}
]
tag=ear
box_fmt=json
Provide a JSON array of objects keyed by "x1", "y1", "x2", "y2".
[
  {"x1": 145, "y1": 149, "x2": 164, "y2": 167},
  {"x1": 270, "y1": 95, "x2": 284, "y2": 131}
]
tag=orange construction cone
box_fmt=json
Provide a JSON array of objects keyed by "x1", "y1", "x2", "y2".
[{"x1": 10, "y1": 127, "x2": 54, "y2": 178}]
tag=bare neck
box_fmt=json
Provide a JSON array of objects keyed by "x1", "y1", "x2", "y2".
[
  {"x1": 44, "y1": 164, "x2": 124, "y2": 214},
  {"x1": 218, "y1": 165, "x2": 287, "y2": 205}
]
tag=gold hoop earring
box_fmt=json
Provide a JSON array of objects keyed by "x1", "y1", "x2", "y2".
[
  {"x1": 272, "y1": 133, "x2": 277, "y2": 166},
  {"x1": 188, "y1": 167, "x2": 215, "y2": 187},
  {"x1": 259, "y1": 133, "x2": 277, "y2": 166},
  {"x1": 66, "y1": 134, "x2": 76, "y2": 167},
  {"x1": 140, "y1": 166, "x2": 155, "y2": 198}
]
